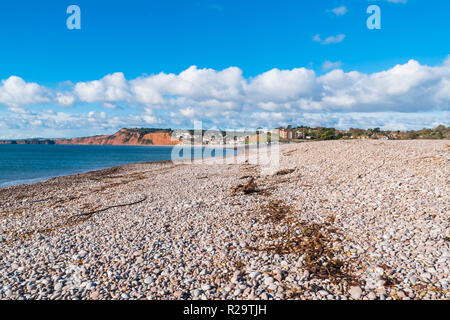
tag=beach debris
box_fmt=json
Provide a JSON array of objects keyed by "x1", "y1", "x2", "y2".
[
  {"x1": 68, "y1": 196, "x2": 148, "y2": 223},
  {"x1": 231, "y1": 177, "x2": 259, "y2": 195},
  {"x1": 282, "y1": 150, "x2": 295, "y2": 156},
  {"x1": 7, "y1": 196, "x2": 148, "y2": 242},
  {"x1": 262, "y1": 200, "x2": 290, "y2": 223},
  {"x1": 248, "y1": 199, "x2": 360, "y2": 285},
  {"x1": 274, "y1": 169, "x2": 295, "y2": 176},
  {"x1": 1, "y1": 140, "x2": 448, "y2": 300}
]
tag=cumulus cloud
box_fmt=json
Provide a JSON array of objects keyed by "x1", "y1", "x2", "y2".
[
  {"x1": 55, "y1": 92, "x2": 75, "y2": 107},
  {"x1": 246, "y1": 68, "x2": 317, "y2": 103},
  {"x1": 0, "y1": 58, "x2": 449, "y2": 138},
  {"x1": 0, "y1": 76, "x2": 50, "y2": 107},
  {"x1": 74, "y1": 72, "x2": 130, "y2": 103}
]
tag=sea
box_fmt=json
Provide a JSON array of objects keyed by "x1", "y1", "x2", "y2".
[{"x1": 0, "y1": 144, "x2": 234, "y2": 188}]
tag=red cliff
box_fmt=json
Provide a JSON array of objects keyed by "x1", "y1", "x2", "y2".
[{"x1": 55, "y1": 129, "x2": 181, "y2": 146}]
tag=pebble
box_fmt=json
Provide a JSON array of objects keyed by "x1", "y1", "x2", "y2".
[
  {"x1": 192, "y1": 289, "x2": 202, "y2": 298},
  {"x1": 0, "y1": 141, "x2": 447, "y2": 301},
  {"x1": 264, "y1": 277, "x2": 274, "y2": 286},
  {"x1": 349, "y1": 286, "x2": 363, "y2": 299}
]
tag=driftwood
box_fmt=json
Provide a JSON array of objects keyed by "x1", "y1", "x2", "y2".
[
  {"x1": 67, "y1": 197, "x2": 148, "y2": 222},
  {"x1": 6, "y1": 196, "x2": 148, "y2": 242}
]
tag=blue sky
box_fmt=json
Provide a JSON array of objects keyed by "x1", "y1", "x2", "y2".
[{"x1": 0, "y1": 0, "x2": 449, "y2": 138}]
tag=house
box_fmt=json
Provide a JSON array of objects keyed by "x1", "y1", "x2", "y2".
[
  {"x1": 294, "y1": 130, "x2": 307, "y2": 139},
  {"x1": 276, "y1": 128, "x2": 294, "y2": 140}
]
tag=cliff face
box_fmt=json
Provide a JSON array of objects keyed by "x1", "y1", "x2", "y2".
[
  {"x1": 0, "y1": 129, "x2": 181, "y2": 146},
  {"x1": 55, "y1": 129, "x2": 181, "y2": 146}
]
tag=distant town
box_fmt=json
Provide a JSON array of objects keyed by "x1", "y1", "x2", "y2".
[
  {"x1": 0, "y1": 125, "x2": 448, "y2": 146},
  {"x1": 175, "y1": 125, "x2": 450, "y2": 145},
  {"x1": 272, "y1": 125, "x2": 450, "y2": 142}
]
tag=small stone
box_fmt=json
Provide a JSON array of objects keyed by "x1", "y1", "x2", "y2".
[
  {"x1": 144, "y1": 277, "x2": 154, "y2": 285},
  {"x1": 231, "y1": 276, "x2": 239, "y2": 283},
  {"x1": 397, "y1": 291, "x2": 406, "y2": 299},
  {"x1": 368, "y1": 292, "x2": 376, "y2": 300},
  {"x1": 349, "y1": 286, "x2": 363, "y2": 299},
  {"x1": 201, "y1": 284, "x2": 212, "y2": 291},
  {"x1": 192, "y1": 289, "x2": 202, "y2": 298},
  {"x1": 85, "y1": 282, "x2": 96, "y2": 290},
  {"x1": 268, "y1": 284, "x2": 278, "y2": 291},
  {"x1": 249, "y1": 271, "x2": 261, "y2": 279},
  {"x1": 421, "y1": 272, "x2": 432, "y2": 281},
  {"x1": 376, "y1": 286, "x2": 386, "y2": 295},
  {"x1": 78, "y1": 250, "x2": 87, "y2": 258},
  {"x1": 121, "y1": 293, "x2": 130, "y2": 299},
  {"x1": 136, "y1": 256, "x2": 144, "y2": 264},
  {"x1": 318, "y1": 290, "x2": 329, "y2": 297},
  {"x1": 264, "y1": 277, "x2": 274, "y2": 286}
]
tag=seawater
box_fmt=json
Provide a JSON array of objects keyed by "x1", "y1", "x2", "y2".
[{"x1": 0, "y1": 144, "x2": 233, "y2": 188}]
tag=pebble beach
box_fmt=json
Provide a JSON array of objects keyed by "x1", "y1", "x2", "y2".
[{"x1": 0, "y1": 140, "x2": 448, "y2": 300}]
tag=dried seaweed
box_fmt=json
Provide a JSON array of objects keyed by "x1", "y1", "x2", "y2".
[
  {"x1": 231, "y1": 177, "x2": 259, "y2": 195},
  {"x1": 275, "y1": 169, "x2": 295, "y2": 176},
  {"x1": 247, "y1": 200, "x2": 360, "y2": 285},
  {"x1": 261, "y1": 200, "x2": 290, "y2": 223}
]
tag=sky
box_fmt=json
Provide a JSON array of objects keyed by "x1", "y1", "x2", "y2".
[{"x1": 0, "y1": 0, "x2": 449, "y2": 138}]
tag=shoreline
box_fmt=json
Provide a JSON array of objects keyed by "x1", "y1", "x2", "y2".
[
  {"x1": 0, "y1": 144, "x2": 247, "y2": 189},
  {"x1": 0, "y1": 140, "x2": 448, "y2": 300}
]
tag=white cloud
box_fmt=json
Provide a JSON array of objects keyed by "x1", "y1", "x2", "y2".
[
  {"x1": 322, "y1": 60, "x2": 342, "y2": 71},
  {"x1": 103, "y1": 102, "x2": 119, "y2": 109},
  {"x1": 313, "y1": 34, "x2": 346, "y2": 45},
  {"x1": 74, "y1": 72, "x2": 130, "y2": 103},
  {"x1": 55, "y1": 92, "x2": 75, "y2": 107},
  {"x1": 246, "y1": 68, "x2": 317, "y2": 103},
  {"x1": 0, "y1": 58, "x2": 449, "y2": 138},
  {"x1": 331, "y1": 6, "x2": 348, "y2": 16},
  {"x1": 0, "y1": 76, "x2": 50, "y2": 107}
]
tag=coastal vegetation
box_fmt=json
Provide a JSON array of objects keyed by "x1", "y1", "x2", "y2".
[{"x1": 277, "y1": 125, "x2": 449, "y2": 141}]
